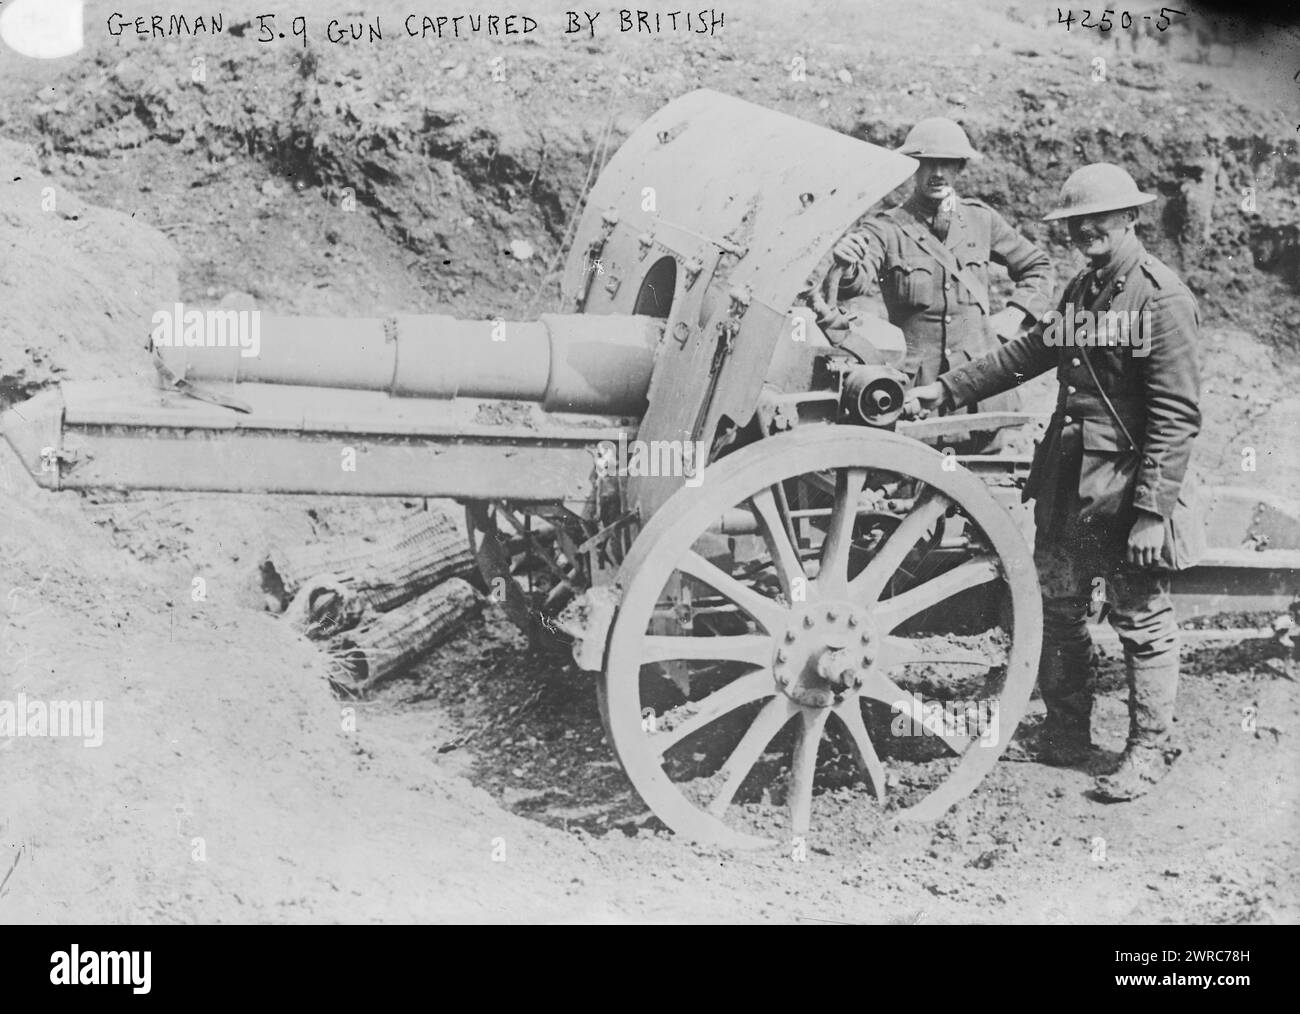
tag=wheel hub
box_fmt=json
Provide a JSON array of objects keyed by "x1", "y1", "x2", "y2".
[{"x1": 772, "y1": 601, "x2": 878, "y2": 707}]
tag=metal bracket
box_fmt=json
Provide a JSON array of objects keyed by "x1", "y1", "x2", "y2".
[
  {"x1": 710, "y1": 320, "x2": 739, "y2": 376},
  {"x1": 755, "y1": 387, "x2": 798, "y2": 434},
  {"x1": 704, "y1": 284, "x2": 752, "y2": 378},
  {"x1": 755, "y1": 386, "x2": 836, "y2": 435},
  {"x1": 574, "y1": 208, "x2": 621, "y2": 310}
]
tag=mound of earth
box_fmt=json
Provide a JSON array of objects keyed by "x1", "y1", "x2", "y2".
[{"x1": 0, "y1": 137, "x2": 178, "y2": 405}]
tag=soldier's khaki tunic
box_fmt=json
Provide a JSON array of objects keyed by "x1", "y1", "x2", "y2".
[
  {"x1": 838, "y1": 194, "x2": 1055, "y2": 412},
  {"x1": 939, "y1": 231, "x2": 1203, "y2": 596}
]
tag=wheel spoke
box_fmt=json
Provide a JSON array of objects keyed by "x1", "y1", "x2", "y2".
[
  {"x1": 881, "y1": 636, "x2": 997, "y2": 670},
  {"x1": 706, "y1": 697, "x2": 799, "y2": 817},
  {"x1": 650, "y1": 668, "x2": 776, "y2": 757},
  {"x1": 857, "y1": 669, "x2": 971, "y2": 754},
  {"x1": 788, "y1": 708, "x2": 830, "y2": 836},
  {"x1": 642, "y1": 633, "x2": 772, "y2": 666},
  {"x1": 874, "y1": 556, "x2": 1000, "y2": 632},
  {"x1": 833, "y1": 699, "x2": 887, "y2": 801},
  {"x1": 676, "y1": 550, "x2": 788, "y2": 633},
  {"x1": 816, "y1": 467, "x2": 868, "y2": 596},
  {"x1": 847, "y1": 490, "x2": 951, "y2": 604},
  {"x1": 747, "y1": 486, "x2": 806, "y2": 598}
]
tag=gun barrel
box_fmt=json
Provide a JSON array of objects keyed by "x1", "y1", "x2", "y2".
[{"x1": 151, "y1": 310, "x2": 661, "y2": 416}]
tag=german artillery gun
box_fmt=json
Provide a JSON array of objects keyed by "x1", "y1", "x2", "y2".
[{"x1": 5, "y1": 90, "x2": 1298, "y2": 849}]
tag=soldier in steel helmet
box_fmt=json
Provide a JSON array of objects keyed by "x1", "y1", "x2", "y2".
[
  {"x1": 831, "y1": 117, "x2": 1055, "y2": 425},
  {"x1": 906, "y1": 163, "x2": 1204, "y2": 802}
]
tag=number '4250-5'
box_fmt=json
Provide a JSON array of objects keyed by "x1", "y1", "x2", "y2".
[{"x1": 1056, "y1": 8, "x2": 1186, "y2": 31}]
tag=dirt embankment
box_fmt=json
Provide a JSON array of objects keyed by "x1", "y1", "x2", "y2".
[{"x1": 0, "y1": 138, "x2": 178, "y2": 404}]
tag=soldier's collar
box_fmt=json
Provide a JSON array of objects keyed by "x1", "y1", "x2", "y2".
[
  {"x1": 903, "y1": 192, "x2": 957, "y2": 224},
  {"x1": 1088, "y1": 233, "x2": 1145, "y2": 291}
]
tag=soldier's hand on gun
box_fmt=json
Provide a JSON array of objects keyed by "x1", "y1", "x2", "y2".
[
  {"x1": 903, "y1": 382, "x2": 945, "y2": 420},
  {"x1": 990, "y1": 306, "x2": 1027, "y2": 342},
  {"x1": 832, "y1": 233, "x2": 870, "y2": 265},
  {"x1": 1127, "y1": 512, "x2": 1165, "y2": 568}
]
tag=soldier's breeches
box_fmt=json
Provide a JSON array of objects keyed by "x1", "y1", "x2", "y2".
[
  {"x1": 1040, "y1": 596, "x2": 1095, "y2": 726},
  {"x1": 1041, "y1": 571, "x2": 1179, "y2": 744},
  {"x1": 1107, "y1": 570, "x2": 1177, "y2": 666},
  {"x1": 1108, "y1": 570, "x2": 1179, "y2": 744}
]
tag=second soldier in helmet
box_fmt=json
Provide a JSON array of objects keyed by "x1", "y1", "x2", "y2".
[{"x1": 833, "y1": 117, "x2": 1054, "y2": 424}]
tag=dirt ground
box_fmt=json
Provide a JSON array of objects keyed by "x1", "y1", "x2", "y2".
[{"x1": 1, "y1": 0, "x2": 1298, "y2": 923}]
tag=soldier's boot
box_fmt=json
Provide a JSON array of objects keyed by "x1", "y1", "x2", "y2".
[
  {"x1": 1093, "y1": 658, "x2": 1181, "y2": 802},
  {"x1": 1036, "y1": 641, "x2": 1095, "y2": 767}
]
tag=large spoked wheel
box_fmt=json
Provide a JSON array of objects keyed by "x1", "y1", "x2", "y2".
[{"x1": 599, "y1": 427, "x2": 1041, "y2": 850}]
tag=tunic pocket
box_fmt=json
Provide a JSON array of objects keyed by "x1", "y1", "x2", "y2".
[
  {"x1": 1078, "y1": 418, "x2": 1138, "y2": 522},
  {"x1": 1079, "y1": 417, "x2": 1132, "y2": 454},
  {"x1": 888, "y1": 259, "x2": 935, "y2": 310}
]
